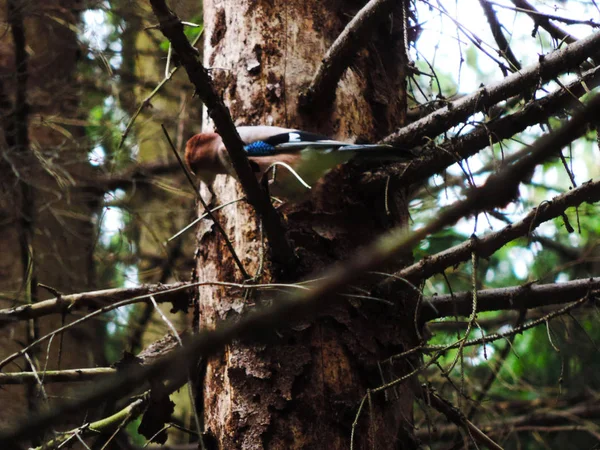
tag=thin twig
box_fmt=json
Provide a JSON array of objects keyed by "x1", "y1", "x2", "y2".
[
  {"x1": 487, "y1": 0, "x2": 599, "y2": 28},
  {"x1": 149, "y1": 296, "x2": 206, "y2": 450},
  {"x1": 466, "y1": 309, "x2": 527, "y2": 420},
  {"x1": 419, "y1": 385, "x2": 504, "y2": 450},
  {"x1": 167, "y1": 197, "x2": 245, "y2": 242},
  {"x1": 118, "y1": 26, "x2": 203, "y2": 150},
  {"x1": 0, "y1": 367, "x2": 117, "y2": 385},
  {"x1": 161, "y1": 124, "x2": 250, "y2": 279},
  {"x1": 350, "y1": 394, "x2": 368, "y2": 450},
  {"x1": 395, "y1": 294, "x2": 591, "y2": 361},
  {"x1": 31, "y1": 397, "x2": 147, "y2": 450}
]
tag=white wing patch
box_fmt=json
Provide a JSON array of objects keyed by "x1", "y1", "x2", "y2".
[{"x1": 288, "y1": 132, "x2": 301, "y2": 142}]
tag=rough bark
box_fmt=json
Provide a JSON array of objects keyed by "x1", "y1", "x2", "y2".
[{"x1": 196, "y1": 0, "x2": 419, "y2": 448}]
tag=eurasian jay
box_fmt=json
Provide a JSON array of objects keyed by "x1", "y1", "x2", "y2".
[{"x1": 185, "y1": 126, "x2": 413, "y2": 199}]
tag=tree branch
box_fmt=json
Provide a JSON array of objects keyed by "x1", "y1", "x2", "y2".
[
  {"x1": 487, "y1": 0, "x2": 599, "y2": 28},
  {"x1": 508, "y1": 0, "x2": 577, "y2": 44},
  {"x1": 148, "y1": 0, "x2": 296, "y2": 268},
  {"x1": 32, "y1": 397, "x2": 147, "y2": 450},
  {"x1": 0, "y1": 282, "x2": 193, "y2": 325},
  {"x1": 381, "y1": 31, "x2": 600, "y2": 149},
  {"x1": 422, "y1": 278, "x2": 600, "y2": 321},
  {"x1": 0, "y1": 367, "x2": 116, "y2": 385},
  {"x1": 379, "y1": 178, "x2": 600, "y2": 293},
  {"x1": 396, "y1": 63, "x2": 600, "y2": 187},
  {"x1": 479, "y1": 0, "x2": 521, "y2": 72},
  {"x1": 466, "y1": 309, "x2": 526, "y2": 420},
  {"x1": 418, "y1": 385, "x2": 503, "y2": 450},
  {"x1": 418, "y1": 398, "x2": 600, "y2": 440},
  {"x1": 298, "y1": 0, "x2": 396, "y2": 110}
]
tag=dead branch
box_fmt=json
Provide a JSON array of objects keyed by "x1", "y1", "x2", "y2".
[
  {"x1": 508, "y1": 0, "x2": 577, "y2": 44},
  {"x1": 0, "y1": 282, "x2": 193, "y2": 324},
  {"x1": 0, "y1": 367, "x2": 116, "y2": 385},
  {"x1": 479, "y1": 0, "x2": 521, "y2": 72},
  {"x1": 0, "y1": 331, "x2": 185, "y2": 386},
  {"x1": 118, "y1": 28, "x2": 203, "y2": 150},
  {"x1": 397, "y1": 63, "x2": 600, "y2": 187},
  {"x1": 32, "y1": 396, "x2": 148, "y2": 450},
  {"x1": 422, "y1": 278, "x2": 600, "y2": 320},
  {"x1": 379, "y1": 178, "x2": 600, "y2": 294},
  {"x1": 82, "y1": 161, "x2": 182, "y2": 192},
  {"x1": 381, "y1": 31, "x2": 600, "y2": 150},
  {"x1": 391, "y1": 294, "x2": 590, "y2": 363},
  {"x1": 466, "y1": 310, "x2": 527, "y2": 420},
  {"x1": 418, "y1": 398, "x2": 600, "y2": 441},
  {"x1": 418, "y1": 385, "x2": 503, "y2": 450},
  {"x1": 428, "y1": 303, "x2": 589, "y2": 331}
]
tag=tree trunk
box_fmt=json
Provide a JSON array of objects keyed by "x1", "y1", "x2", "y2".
[
  {"x1": 196, "y1": 0, "x2": 419, "y2": 448},
  {"x1": 0, "y1": 0, "x2": 104, "y2": 440}
]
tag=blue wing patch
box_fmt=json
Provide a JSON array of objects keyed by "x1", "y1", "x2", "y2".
[
  {"x1": 244, "y1": 131, "x2": 345, "y2": 156},
  {"x1": 244, "y1": 140, "x2": 276, "y2": 156}
]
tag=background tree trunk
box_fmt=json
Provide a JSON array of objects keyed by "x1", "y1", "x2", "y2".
[
  {"x1": 197, "y1": 1, "x2": 419, "y2": 447},
  {"x1": 0, "y1": 0, "x2": 104, "y2": 439}
]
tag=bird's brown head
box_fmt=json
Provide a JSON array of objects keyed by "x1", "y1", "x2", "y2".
[{"x1": 184, "y1": 133, "x2": 225, "y2": 178}]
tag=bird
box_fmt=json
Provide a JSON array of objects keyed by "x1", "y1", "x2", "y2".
[{"x1": 184, "y1": 125, "x2": 414, "y2": 200}]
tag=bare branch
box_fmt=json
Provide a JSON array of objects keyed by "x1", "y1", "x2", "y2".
[
  {"x1": 396, "y1": 63, "x2": 600, "y2": 187},
  {"x1": 0, "y1": 367, "x2": 116, "y2": 385},
  {"x1": 390, "y1": 294, "x2": 590, "y2": 363},
  {"x1": 418, "y1": 385, "x2": 503, "y2": 450},
  {"x1": 422, "y1": 278, "x2": 600, "y2": 320},
  {"x1": 299, "y1": 0, "x2": 396, "y2": 110},
  {"x1": 508, "y1": 0, "x2": 577, "y2": 44},
  {"x1": 466, "y1": 309, "x2": 527, "y2": 420},
  {"x1": 488, "y1": 0, "x2": 599, "y2": 29},
  {"x1": 118, "y1": 27, "x2": 204, "y2": 150},
  {"x1": 32, "y1": 397, "x2": 147, "y2": 450},
  {"x1": 0, "y1": 282, "x2": 193, "y2": 324},
  {"x1": 479, "y1": 0, "x2": 521, "y2": 72},
  {"x1": 381, "y1": 31, "x2": 600, "y2": 149},
  {"x1": 418, "y1": 398, "x2": 600, "y2": 441},
  {"x1": 381, "y1": 178, "x2": 600, "y2": 293},
  {"x1": 148, "y1": 0, "x2": 296, "y2": 268}
]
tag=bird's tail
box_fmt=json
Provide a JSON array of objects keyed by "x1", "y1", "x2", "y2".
[
  {"x1": 337, "y1": 144, "x2": 416, "y2": 160},
  {"x1": 274, "y1": 141, "x2": 416, "y2": 160}
]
